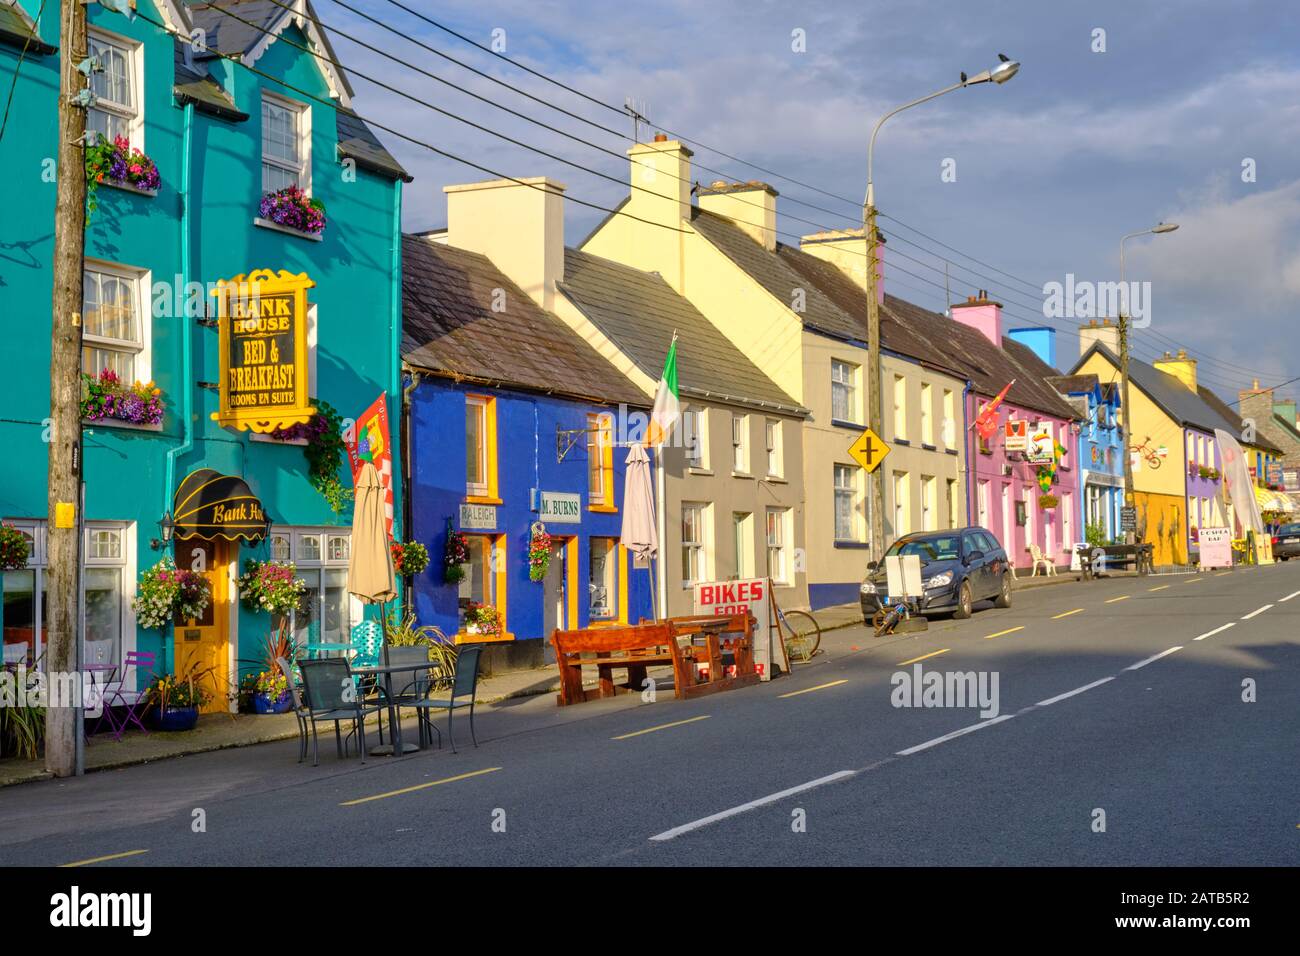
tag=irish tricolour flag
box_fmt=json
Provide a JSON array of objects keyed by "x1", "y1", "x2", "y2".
[{"x1": 645, "y1": 335, "x2": 680, "y2": 447}]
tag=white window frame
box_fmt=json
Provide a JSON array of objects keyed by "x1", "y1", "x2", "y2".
[
  {"x1": 680, "y1": 501, "x2": 711, "y2": 587},
  {"x1": 261, "y1": 91, "x2": 312, "y2": 196},
  {"x1": 731, "y1": 413, "x2": 749, "y2": 474},
  {"x1": 685, "y1": 406, "x2": 709, "y2": 470},
  {"x1": 920, "y1": 383, "x2": 933, "y2": 445},
  {"x1": 920, "y1": 475, "x2": 936, "y2": 531},
  {"x1": 270, "y1": 526, "x2": 361, "y2": 646},
  {"x1": 87, "y1": 27, "x2": 143, "y2": 148},
  {"x1": 831, "y1": 359, "x2": 858, "y2": 423},
  {"x1": 942, "y1": 388, "x2": 956, "y2": 447},
  {"x1": 764, "y1": 418, "x2": 782, "y2": 478},
  {"x1": 893, "y1": 471, "x2": 911, "y2": 537},
  {"x1": 893, "y1": 375, "x2": 907, "y2": 440},
  {"x1": 833, "y1": 463, "x2": 862, "y2": 542},
  {"x1": 587, "y1": 412, "x2": 613, "y2": 507},
  {"x1": 732, "y1": 511, "x2": 754, "y2": 579},
  {"x1": 82, "y1": 260, "x2": 151, "y2": 385},
  {"x1": 766, "y1": 507, "x2": 791, "y2": 585},
  {"x1": 947, "y1": 478, "x2": 960, "y2": 529}
]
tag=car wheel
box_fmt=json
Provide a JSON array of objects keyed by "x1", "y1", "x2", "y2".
[
  {"x1": 993, "y1": 573, "x2": 1012, "y2": 608},
  {"x1": 953, "y1": 582, "x2": 973, "y2": 619}
]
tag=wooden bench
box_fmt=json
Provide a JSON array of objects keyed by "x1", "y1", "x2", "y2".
[
  {"x1": 1076, "y1": 543, "x2": 1154, "y2": 579},
  {"x1": 551, "y1": 614, "x2": 759, "y2": 706}
]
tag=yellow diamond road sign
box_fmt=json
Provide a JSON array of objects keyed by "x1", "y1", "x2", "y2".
[{"x1": 848, "y1": 427, "x2": 890, "y2": 473}]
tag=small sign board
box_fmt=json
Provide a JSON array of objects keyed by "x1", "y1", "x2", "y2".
[
  {"x1": 848, "y1": 427, "x2": 890, "y2": 473},
  {"x1": 1004, "y1": 420, "x2": 1029, "y2": 453},
  {"x1": 1120, "y1": 506, "x2": 1136, "y2": 531},
  {"x1": 531, "y1": 490, "x2": 582, "y2": 523},
  {"x1": 1026, "y1": 422, "x2": 1055, "y2": 464},
  {"x1": 884, "y1": 553, "x2": 924, "y2": 600},
  {"x1": 692, "y1": 578, "x2": 787, "y2": 681},
  {"x1": 1199, "y1": 526, "x2": 1232, "y2": 569},
  {"x1": 459, "y1": 503, "x2": 497, "y2": 530}
]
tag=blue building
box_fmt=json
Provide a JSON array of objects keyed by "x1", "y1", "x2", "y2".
[
  {"x1": 0, "y1": 0, "x2": 407, "y2": 709},
  {"x1": 1048, "y1": 374, "x2": 1124, "y2": 544},
  {"x1": 402, "y1": 235, "x2": 654, "y2": 670}
]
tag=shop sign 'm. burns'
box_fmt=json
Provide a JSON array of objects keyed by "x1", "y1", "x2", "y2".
[{"x1": 211, "y1": 269, "x2": 316, "y2": 433}]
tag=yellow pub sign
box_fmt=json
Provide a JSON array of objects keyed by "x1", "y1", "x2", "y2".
[{"x1": 211, "y1": 268, "x2": 316, "y2": 433}]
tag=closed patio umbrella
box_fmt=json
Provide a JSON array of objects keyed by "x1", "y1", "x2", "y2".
[
  {"x1": 620, "y1": 442, "x2": 658, "y2": 620},
  {"x1": 348, "y1": 461, "x2": 396, "y2": 605}
]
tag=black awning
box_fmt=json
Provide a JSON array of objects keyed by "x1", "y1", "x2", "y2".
[{"x1": 173, "y1": 469, "x2": 268, "y2": 542}]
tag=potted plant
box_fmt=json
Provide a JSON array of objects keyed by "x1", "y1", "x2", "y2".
[
  {"x1": 391, "y1": 539, "x2": 430, "y2": 577},
  {"x1": 462, "y1": 601, "x2": 501, "y2": 637},
  {"x1": 250, "y1": 670, "x2": 291, "y2": 714},
  {"x1": 148, "y1": 663, "x2": 214, "y2": 732},
  {"x1": 527, "y1": 525, "x2": 552, "y2": 582},
  {"x1": 81, "y1": 369, "x2": 164, "y2": 426},
  {"x1": 444, "y1": 523, "x2": 470, "y2": 584},
  {"x1": 85, "y1": 134, "x2": 161, "y2": 212},
  {"x1": 1038, "y1": 493, "x2": 1059, "y2": 510},
  {"x1": 259, "y1": 184, "x2": 326, "y2": 235},
  {"x1": 132, "y1": 556, "x2": 212, "y2": 630},
  {"x1": 0, "y1": 523, "x2": 31, "y2": 571},
  {"x1": 384, "y1": 610, "x2": 457, "y2": 688}
]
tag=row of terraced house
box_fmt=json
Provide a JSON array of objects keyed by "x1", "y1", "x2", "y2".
[{"x1": 2, "y1": 0, "x2": 1293, "y2": 692}]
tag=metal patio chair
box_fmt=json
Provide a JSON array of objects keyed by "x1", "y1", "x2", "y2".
[
  {"x1": 297, "y1": 658, "x2": 385, "y2": 766},
  {"x1": 93, "y1": 650, "x2": 156, "y2": 741},
  {"x1": 278, "y1": 657, "x2": 310, "y2": 763},
  {"x1": 408, "y1": 644, "x2": 483, "y2": 753}
]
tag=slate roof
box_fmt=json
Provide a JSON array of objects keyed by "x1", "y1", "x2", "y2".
[
  {"x1": 1074, "y1": 343, "x2": 1244, "y2": 437},
  {"x1": 1045, "y1": 374, "x2": 1101, "y2": 396},
  {"x1": 1197, "y1": 384, "x2": 1284, "y2": 454},
  {"x1": 401, "y1": 236, "x2": 646, "y2": 407},
  {"x1": 691, "y1": 207, "x2": 1078, "y2": 420},
  {"x1": 0, "y1": 2, "x2": 56, "y2": 54},
  {"x1": 559, "y1": 249, "x2": 806, "y2": 416},
  {"x1": 173, "y1": 40, "x2": 247, "y2": 120}
]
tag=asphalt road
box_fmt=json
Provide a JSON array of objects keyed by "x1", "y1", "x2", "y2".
[{"x1": 2, "y1": 565, "x2": 1298, "y2": 867}]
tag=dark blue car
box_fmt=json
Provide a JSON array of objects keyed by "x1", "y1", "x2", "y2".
[{"x1": 860, "y1": 526, "x2": 1013, "y2": 622}]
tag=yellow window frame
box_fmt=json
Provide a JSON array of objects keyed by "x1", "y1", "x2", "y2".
[
  {"x1": 587, "y1": 412, "x2": 616, "y2": 513},
  {"x1": 465, "y1": 394, "x2": 501, "y2": 505}
]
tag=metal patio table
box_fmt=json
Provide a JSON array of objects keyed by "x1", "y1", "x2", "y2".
[{"x1": 351, "y1": 662, "x2": 432, "y2": 756}]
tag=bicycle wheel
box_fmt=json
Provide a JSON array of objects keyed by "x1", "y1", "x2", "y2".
[
  {"x1": 871, "y1": 607, "x2": 892, "y2": 636},
  {"x1": 781, "y1": 609, "x2": 822, "y2": 662}
]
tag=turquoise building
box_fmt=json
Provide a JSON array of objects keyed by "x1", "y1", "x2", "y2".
[{"x1": 0, "y1": 0, "x2": 407, "y2": 710}]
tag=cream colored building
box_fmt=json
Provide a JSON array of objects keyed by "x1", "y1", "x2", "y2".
[
  {"x1": 439, "y1": 176, "x2": 809, "y2": 617},
  {"x1": 583, "y1": 139, "x2": 967, "y2": 607}
]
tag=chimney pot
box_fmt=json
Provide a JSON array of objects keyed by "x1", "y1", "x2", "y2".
[
  {"x1": 1253, "y1": 378, "x2": 1260, "y2": 389},
  {"x1": 653, "y1": 132, "x2": 668, "y2": 142}
]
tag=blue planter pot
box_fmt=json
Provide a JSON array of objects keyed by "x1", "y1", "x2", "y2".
[
  {"x1": 252, "y1": 691, "x2": 292, "y2": 715},
  {"x1": 156, "y1": 706, "x2": 199, "y2": 732}
]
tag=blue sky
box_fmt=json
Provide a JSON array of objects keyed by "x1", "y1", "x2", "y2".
[{"x1": 325, "y1": 0, "x2": 1300, "y2": 403}]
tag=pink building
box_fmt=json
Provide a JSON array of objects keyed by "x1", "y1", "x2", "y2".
[{"x1": 947, "y1": 295, "x2": 1083, "y2": 571}]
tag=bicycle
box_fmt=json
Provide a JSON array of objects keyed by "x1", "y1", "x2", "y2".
[
  {"x1": 1130, "y1": 436, "x2": 1162, "y2": 470},
  {"x1": 772, "y1": 598, "x2": 822, "y2": 664},
  {"x1": 872, "y1": 599, "x2": 915, "y2": 637}
]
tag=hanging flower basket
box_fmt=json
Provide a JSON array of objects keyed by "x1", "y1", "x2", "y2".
[
  {"x1": 81, "y1": 369, "x2": 164, "y2": 426},
  {"x1": 85, "y1": 135, "x2": 160, "y2": 212},
  {"x1": 528, "y1": 524, "x2": 552, "y2": 582},
  {"x1": 237, "y1": 559, "x2": 308, "y2": 615},
  {"x1": 132, "y1": 556, "x2": 212, "y2": 630},
  {"x1": 391, "y1": 539, "x2": 430, "y2": 577},
  {"x1": 259, "y1": 185, "x2": 326, "y2": 235},
  {"x1": 444, "y1": 522, "x2": 470, "y2": 584},
  {"x1": 1038, "y1": 494, "x2": 1059, "y2": 510},
  {"x1": 0, "y1": 523, "x2": 31, "y2": 571}
]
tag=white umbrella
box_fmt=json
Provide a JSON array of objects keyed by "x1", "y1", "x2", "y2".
[
  {"x1": 620, "y1": 442, "x2": 658, "y2": 619},
  {"x1": 348, "y1": 461, "x2": 396, "y2": 605}
]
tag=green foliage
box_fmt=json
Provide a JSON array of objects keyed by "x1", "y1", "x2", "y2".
[
  {"x1": 306, "y1": 400, "x2": 353, "y2": 515},
  {"x1": 1084, "y1": 522, "x2": 1108, "y2": 549}
]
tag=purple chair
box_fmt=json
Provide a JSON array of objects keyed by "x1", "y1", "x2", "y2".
[{"x1": 93, "y1": 651, "x2": 156, "y2": 741}]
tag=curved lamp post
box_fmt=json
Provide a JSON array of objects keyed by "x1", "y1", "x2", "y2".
[{"x1": 863, "y1": 55, "x2": 1020, "y2": 559}]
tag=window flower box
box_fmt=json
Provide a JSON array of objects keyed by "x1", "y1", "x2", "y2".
[
  {"x1": 257, "y1": 185, "x2": 326, "y2": 237},
  {"x1": 85, "y1": 136, "x2": 160, "y2": 213},
  {"x1": 81, "y1": 369, "x2": 164, "y2": 427}
]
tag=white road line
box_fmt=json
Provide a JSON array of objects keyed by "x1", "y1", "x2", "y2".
[
  {"x1": 1036, "y1": 676, "x2": 1115, "y2": 708},
  {"x1": 1241, "y1": 604, "x2": 1274, "y2": 620},
  {"x1": 1126, "y1": 646, "x2": 1183, "y2": 671},
  {"x1": 1279, "y1": 590, "x2": 1300, "y2": 603},
  {"x1": 895, "y1": 714, "x2": 1016, "y2": 756},
  {"x1": 649, "y1": 770, "x2": 857, "y2": 841},
  {"x1": 1194, "y1": 623, "x2": 1236, "y2": 642}
]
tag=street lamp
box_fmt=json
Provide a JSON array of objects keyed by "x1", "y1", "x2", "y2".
[
  {"x1": 863, "y1": 54, "x2": 1020, "y2": 559},
  {"x1": 1117, "y1": 222, "x2": 1180, "y2": 547}
]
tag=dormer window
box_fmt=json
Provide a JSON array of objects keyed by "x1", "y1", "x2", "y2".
[{"x1": 261, "y1": 93, "x2": 310, "y2": 194}]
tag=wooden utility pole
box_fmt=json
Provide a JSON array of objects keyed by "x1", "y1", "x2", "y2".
[
  {"x1": 864, "y1": 201, "x2": 885, "y2": 560},
  {"x1": 46, "y1": 0, "x2": 89, "y2": 777},
  {"x1": 1118, "y1": 313, "x2": 1136, "y2": 547}
]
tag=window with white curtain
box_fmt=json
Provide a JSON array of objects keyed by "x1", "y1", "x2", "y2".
[
  {"x1": 270, "y1": 527, "x2": 359, "y2": 648},
  {"x1": 261, "y1": 94, "x2": 310, "y2": 194},
  {"x1": 83, "y1": 263, "x2": 147, "y2": 383},
  {"x1": 87, "y1": 30, "x2": 140, "y2": 145}
]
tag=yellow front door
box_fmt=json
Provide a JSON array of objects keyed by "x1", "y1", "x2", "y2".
[{"x1": 173, "y1": 538, "x2": 232, "y2": 714}]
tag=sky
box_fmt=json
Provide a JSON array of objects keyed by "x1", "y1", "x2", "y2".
[{"x1": 319, "y1": 0, "x2": 1300, "y2": 405}]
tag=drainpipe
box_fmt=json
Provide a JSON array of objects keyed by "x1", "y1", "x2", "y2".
[
  {"x1": 401, "y1": 368, "x2": 420, "y2": 617},
  {"x1": 162, "y1": 101, "x2": 195, "y2": 674},
  {"x1": 390, "y1": 180, "x2": 403, "y2": 612},
  {"x1": 962, "y1": 380, "x2": 974, "y2": 527}
]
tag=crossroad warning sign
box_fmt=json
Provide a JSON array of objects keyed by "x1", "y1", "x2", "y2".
[{"x1": 848, "y1": 427, "x2": 890, "y2": 473}]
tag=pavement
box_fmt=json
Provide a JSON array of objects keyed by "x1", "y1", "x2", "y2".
[{"x1": 2, "y1": 562, "x2": 1296, "y2": 866}]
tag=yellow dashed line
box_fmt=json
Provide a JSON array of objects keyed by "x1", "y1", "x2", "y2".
[
  {"x1": 1148, "y1": 585, "x2": 1170, "y2": 592},
  {"x1": 779, "y1": 679, "x2": 849, "y2": 698},
  {"x1": 1105, "y1": 595, "x2": 1131, "y2": 604},
  {"x1": 1182, "y1": 577, "x2": 1203, "y2": 584},
  {"x1": 1052, "y1": 608, "x2": 1084, "y2": 619},
  {"x1": 1215, "y1": 571, "x2": 1232, "y2": 577},
  {"x1": 60, "y1": 849, "x2": 150, "y2": 868},
  {"x1": 983, "y1": 626, "x2": 1025, "y2": 640},
  {"x1": 896, "y1": 649, "x2": 950, "y2": 666},
  {"x1": 340, "y1": 767, "x2": 502, "y2": 806},
  {"x1": 612, "y1": 715, "x2": 710, "y2": 740}
]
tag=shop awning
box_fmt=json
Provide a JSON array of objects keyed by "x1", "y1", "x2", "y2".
[
  {"x1": 1253, "y1": 485, "x2": 1294, "y2": 514},
  {"x1": 173, "y1": 469, "x2": 269, "y2": 541}
]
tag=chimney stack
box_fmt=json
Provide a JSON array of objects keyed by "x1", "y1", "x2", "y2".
[
  {"x1": 1153, "y1": 348, "x2": 1198, "y2": 393},
  {"x1": 697, "y1": 180, "x2": 779, "y2": 252},
  {"x1": 1079, "y1": 318, "x2": 1120, "y2": 357},
  {"x1": 950, "y1": 290, "x2": 1003, "y2": 347},
  {"x1": 797, "y1": 228, "x2": 883, "y2": 302}
]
